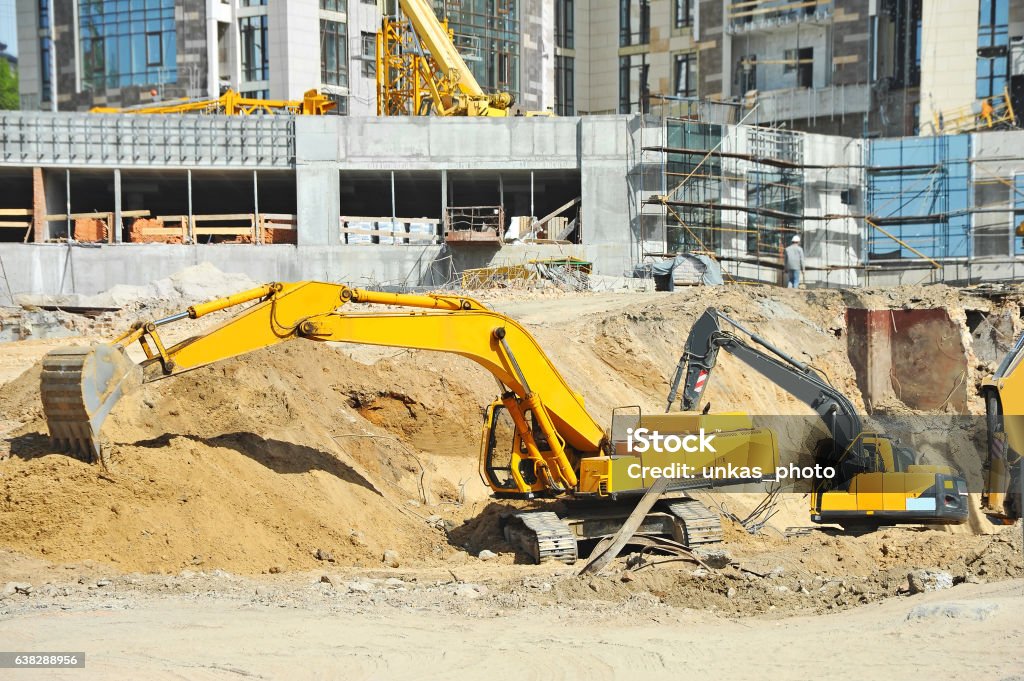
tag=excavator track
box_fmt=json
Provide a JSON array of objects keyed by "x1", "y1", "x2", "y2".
[
  {"x1": 665, "y1": 499, "x2": 724, "y2": 546},
  {"x1": 503, "y1": 511, "x2": 578, "y2": 564}
]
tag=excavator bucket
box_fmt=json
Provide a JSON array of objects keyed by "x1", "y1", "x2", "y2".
[{"x1": 40, "y1": 344, "x2": 141, "y2": 461}]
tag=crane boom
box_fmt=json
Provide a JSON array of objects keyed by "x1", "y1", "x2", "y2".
[{"x1": 399, "y1": 0, "x2": 485, "y2": 98}]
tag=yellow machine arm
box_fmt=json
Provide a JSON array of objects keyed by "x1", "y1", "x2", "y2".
[
  {"x1": 40, "y1": 282, "x2": 606, "y2": 494},
  {"x1": 981, "y1": 332, "x2": 1024, "y2": 521},
  {"x1": 90, "y1": 89, "x2": 336, "y2": 116}
]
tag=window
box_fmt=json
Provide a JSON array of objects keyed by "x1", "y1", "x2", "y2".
[
  {"x1": 242, "y1": 0, "x2": 267, "y2": 5},
  {"x1": 619, "y1": 0, "x2": 650, "y2": 47},
  {"x1": 361, "y1": 31, "x2": 376, "y2": 78},
  {"x1": 321, "y1": 19, "x2": 348, "y2": 88},
  {"x1": 977, "y1": 0, "x2": 1009, "y2": 99},
  {"x1": 673, "y1": 53, "x2": 695, "y2": 97},
  {"x1": 38, "y1": 0, "x2": 52, "y2": 101},
  {"x1": 555, "y1": 0, "x2": 574, "y2": 49},
  {"x1": 439, "y1": 0, "x2": 522, "y2": 104},
  {"x1": 320, "y1": 0, "x2": 343, "y2": 11},
  {"x1": 555, "y1": 55, "x2": 574, "y2": 115},
  {"x1": 78, "y1": 0, "x2": 177, "y2": 90},
  {"x1": 619, "y1": 54, "x2": 649, "y2": 114},
  {"x1": 240, "y1": 15, "x2": 269, "y2": 82},
  {"x1": 674, "y1": 0, "x2": 692, "y2": 29},
  {"x1": 784, "y1": 47, "x2": 813, "y2": 87},
  {"x1": 83, "y1": 36, "x2": 105, "y2": 77},
  {"x1": 145, "y1": 32, "x2": 163, "y2": 67}
]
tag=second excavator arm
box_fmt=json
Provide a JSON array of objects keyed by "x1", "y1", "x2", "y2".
[
  {"x1": 665, "y1": 307, "x2": 863, "y2": 462},
  {"x1": 40, "y1": 282, "x2": 607, "y2": 495}
]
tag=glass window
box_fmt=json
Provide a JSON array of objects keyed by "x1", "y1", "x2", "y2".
[
  {"x1": 977, "y1": 0, "x2": 1009, "y2": 98},
  {"x1": 432, "y1": 0, "x2": 522, "y2": 104},
  {"x1": 620, "y1": 0, "x2": 650, "y2": 47},
  {"x1": 240, "y1": 14, "x2": 269, "y2": 82},
  {"x1": 673, "y1": 53, "x2": 695, "y2": 97},
  {"x1": 78, "y1": 0, "x2": 177, "y2": 90},
  {"x1": 320, "y1": 0, "x2": 343, "y2": 11},
  {"x1": 674, "y1": 0, "x2": 691, "y2": 28},
  {"x1": 361, "y1": 31, "x2": 375, "y2": 57},
  {"x1": 619, "y1": 54, "x2": 649, "y2": 113},
  {"x1": 321, "y1": 19, "x2": 348, "y2": 87},
  {"x1": 555, "y1": 55, "x2": 574, "y2": 115},
  {"x1": 555, "y1": 0, "x2": 574, "y2": 49},
  {"x1": 145, "y1": 31, "x2": 162, "y2": 66}
]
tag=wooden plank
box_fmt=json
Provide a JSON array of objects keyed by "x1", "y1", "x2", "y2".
[
  {"x1": 576, "y1": 475, "x2": 670, "y2": 576},
  {"x1": 193, "y1": 213, "x2": 255, "y2": 222},
  {"x1": 194, "y1": 227, "x2": 255, "y2": 235},
  {"x1": 342, "y1": 215, "x2": 439, "y2": 224},
  {"x1": 0, "y1": 208, "x2": 32, "y2": 216},
  {"x1": 0, "y1": 221, "x2": 33, "y2": 227},
  {"x1": 343, "y1": 227, "x2": 414, "y2": 238}
]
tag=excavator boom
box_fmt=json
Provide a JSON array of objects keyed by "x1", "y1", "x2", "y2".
[
  {"x1": 668, "y1": 307, "x2": 968, "y2": 529},
  {"x1": 40, "y1": 282, "x2": 605, "y2": 492}
]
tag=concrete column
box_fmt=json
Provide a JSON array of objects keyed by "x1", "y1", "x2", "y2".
[
  {"x1": 187, "y1": 169, "x2": 194, "y2": 244},
  {"x1": 296, "y1": 165, "x2": 341, "y2": 246},
  {"x1": 113, "y1": 169, "x2": 122, "y2": 243}
]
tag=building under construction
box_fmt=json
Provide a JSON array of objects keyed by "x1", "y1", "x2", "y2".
[{"x1": 3, "y1": 109, "x2": 1024, "y2": 296}]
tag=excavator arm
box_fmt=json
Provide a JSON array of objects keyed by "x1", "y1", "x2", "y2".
[
  {"x1": 667, "y1": 308, "x2": 969, "y2": 528},
  {"x1": 666, "y1": 307, "x2": 863, "y2": 461},
  {"x1": 40, "y1": 282, "x2": 607, "y2": 495}
]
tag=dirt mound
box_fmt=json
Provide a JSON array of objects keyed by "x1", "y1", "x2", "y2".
[
  {"x1": 0, "y1": 343, "x2": 497, "y2": 573},
  {"x1": 0, "y1": 283, "x2": 1019, "y2": 577}
]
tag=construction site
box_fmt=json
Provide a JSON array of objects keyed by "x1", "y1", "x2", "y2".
[{"x1": 1, "y1": 0, "x2": 1024, "y2": 678}]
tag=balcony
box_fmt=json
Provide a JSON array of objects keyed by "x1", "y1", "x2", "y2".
[
  {"x1": 744, "y1": 83, "x2": 870, "y2": 124},
  {"x1": 727, "y1": 0, "x2": 833, "y2": 35}
]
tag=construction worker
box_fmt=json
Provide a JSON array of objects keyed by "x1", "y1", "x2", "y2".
[{"x1": 784, "y1": 235, "x2": 804, "y2": 289}]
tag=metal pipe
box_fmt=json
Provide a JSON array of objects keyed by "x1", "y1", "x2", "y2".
[
  {"x1": 187, "y1": 283, "x2": 276, "y2": 318},
  {"x1": 152, "y1": 310, "x2": 191, "y2": 326},
  {"x1": 391, "y1": 169, "x2": 397, "y2": 235},
  {"x1": 497, "y1": 332, "x2": 531, "y2": 395}
]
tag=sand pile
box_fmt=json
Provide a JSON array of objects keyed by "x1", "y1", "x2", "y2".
[{"x1": 0, "y1": 282, "x2": 1019, "y2": 575}]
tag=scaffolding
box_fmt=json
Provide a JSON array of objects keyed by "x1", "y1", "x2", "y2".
[{"x1": 632, "y1": 111, "x2": 1024, "y2": 288}]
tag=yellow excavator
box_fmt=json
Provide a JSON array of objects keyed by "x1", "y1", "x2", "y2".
[
  {"x1": 40, "y1": 282, "x2": 777, "y2": 563},
  {"x1": 667, "y1": 308, "x2": 970, "y2": 531},
  {"x1": 981, "y1": 333, "x2": 1024, "y2": 523}
]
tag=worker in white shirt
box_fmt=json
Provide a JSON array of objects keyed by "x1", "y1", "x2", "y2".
[{"x1": 784, "y1": 235, "x2": 805, "y2": 288}]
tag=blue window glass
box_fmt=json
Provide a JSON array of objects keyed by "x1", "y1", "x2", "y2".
[
  {"x1": 78, "y1": 0, "x2": 177, "y2": 90},
  {"x1": 977, "y1": 0, "x2": 1009, "y2": 99}
]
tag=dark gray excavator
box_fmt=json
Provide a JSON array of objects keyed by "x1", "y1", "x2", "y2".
[{"x1": 665, "y1": 307, "x2": 969, "y2": 529}]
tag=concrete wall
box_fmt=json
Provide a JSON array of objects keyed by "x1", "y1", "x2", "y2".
[
  {"x1": 919, "y1": 0, "x2": 980, "y2": 134},
  {"x1": 0, "y1": 242, "x2": 597, "y2": 297}
]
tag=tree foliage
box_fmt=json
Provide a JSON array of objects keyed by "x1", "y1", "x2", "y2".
[{"x1": 0, "y1": 60, "x2": 19, "y2": 110}]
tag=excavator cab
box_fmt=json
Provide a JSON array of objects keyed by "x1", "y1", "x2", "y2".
[{"x1": 479, "y1": 396, "x2": 571, "y2": 498}]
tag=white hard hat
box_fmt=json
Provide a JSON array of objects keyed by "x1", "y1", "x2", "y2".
[{"x1": 792, "y1": 235, "x2": 801, "y2": 243}]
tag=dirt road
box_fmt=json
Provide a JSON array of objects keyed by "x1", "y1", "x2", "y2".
[{"x1": 2, "y1": 578, "x2": 1022, "y2": 680}]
